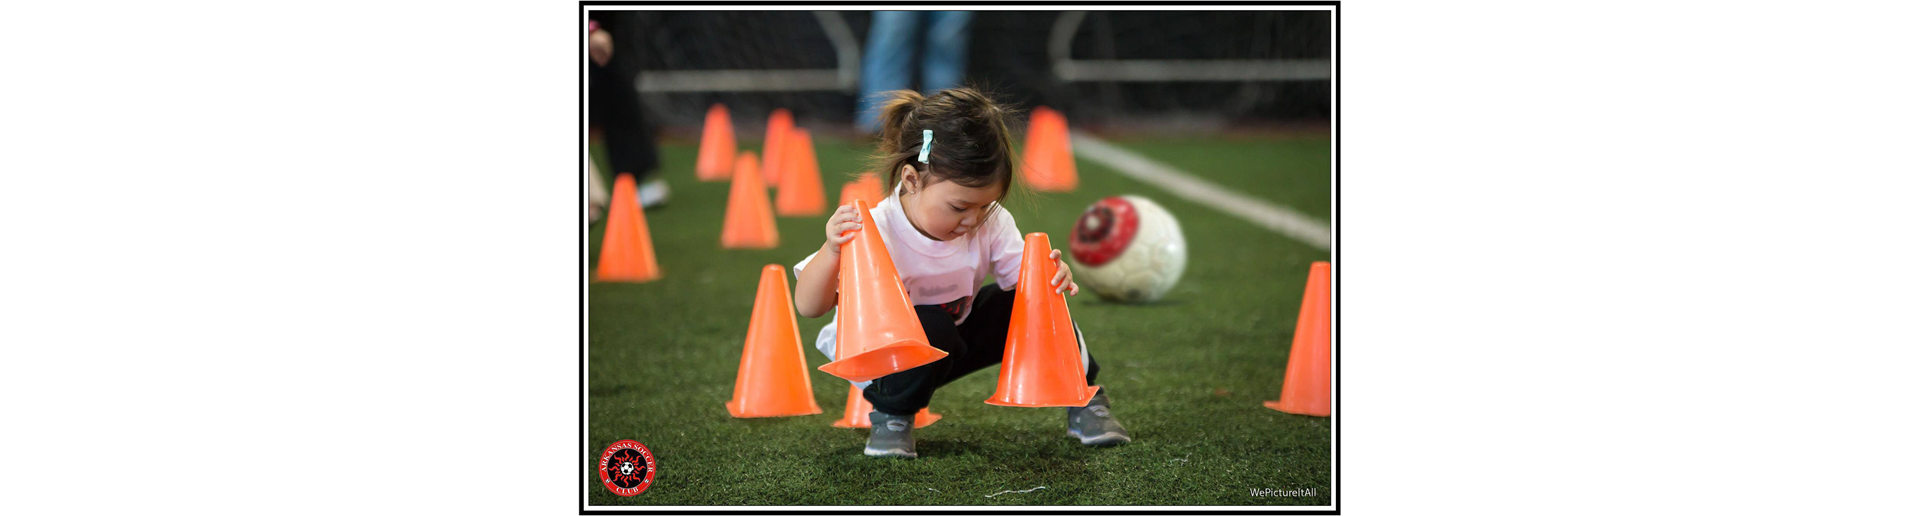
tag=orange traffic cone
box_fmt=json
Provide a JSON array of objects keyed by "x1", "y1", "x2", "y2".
[
  {"x1": 726, "y1": 264, "x2": 823, "y2": 418},
  {"x1": 775, "y1": 128, "x2": 827, "y2": 216},
  {"x1": 837, "y1": 179, "x2": 864, "y2": 209},
  {"x1": 1266, "y1": 261, "x2": 1332, "y2": 416},
  {"x1": 837, "y1": 172, "x2": 886, "y2": 209},
  {"x1": 695, "y1": 104, "x2": 737, "y2": 181},
  {"x1": 720, "y1": 151, "x2": 779, "y2": 249},
  {"x1": 1046, "y1": 110, "x2": 1078, "y2": 191},
  {"x1": 817, "y1": 199, "x2": 948, "y2": 382},
  {"x1": 828, "y1": 308, "x2": 942, "y2": 428},
  {"x1": 986, "y1": 233, "x2": 1099, "y2": 407},
  {"x1": 761, "y1": 109, "x2": 793, "y2": 188},
  {"x1": 861, "y1": 173, "x2": 886, "y2": 204},
  {"x1": 1020, "y1": 107, "x2": 1057, "y2": 189},
  {"x1": 593, "y1": 173, "x2": 661, "y2": 282},
  {"x1": 830, "y1": 384, "x2": 943, "y2": 428},
  {"x1": 1023, "y1": 107, "x2": 1077, "y2": 192}
]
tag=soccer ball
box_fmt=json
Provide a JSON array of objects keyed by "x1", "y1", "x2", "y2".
[{"x1": 1068, "y1": 195, "x2": 1187, "y2": 303}]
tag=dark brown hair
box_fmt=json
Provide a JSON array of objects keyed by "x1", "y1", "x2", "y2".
[{"x1": 869, "y1": 87, "x2": 1023, "y2": 212}]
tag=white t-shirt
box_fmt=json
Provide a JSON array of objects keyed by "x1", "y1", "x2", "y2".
[{"x1": 793, "y1": 185, "x2": 1025, "y2": 378}]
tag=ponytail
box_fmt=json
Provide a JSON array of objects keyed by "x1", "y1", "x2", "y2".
[{"x1": 872, "y1": 90, "x2": 927, "y2": 192}]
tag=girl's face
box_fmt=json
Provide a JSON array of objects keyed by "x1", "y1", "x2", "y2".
[{"x1": 898, "y1": 165, "x2": 1004, "y2": 242}]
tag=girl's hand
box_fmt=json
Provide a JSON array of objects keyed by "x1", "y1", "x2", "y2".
[
  {"x1": 1049, "y1": 249, "x2": 1080, "y2": 296},
  {"x1": 824, "y1": 204, "x2": 863, "y2": 249}
]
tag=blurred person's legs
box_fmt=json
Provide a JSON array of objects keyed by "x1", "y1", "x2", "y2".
[
  {"x1": 588, "y1": 159, "x2": 610, "y2": 222},
  {"x1": 589, "y1": 41, "x2": 666, "y2": 208},
  {"x1": 858, "y1": 11, "x2": 922, "y2": 133},
  {"x1": 920, "y1": 11, "x2": 972, "y2": 93}
]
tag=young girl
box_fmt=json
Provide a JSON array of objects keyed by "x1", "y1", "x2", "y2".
[{"x1": 792, "y1": 88, "x2": 1131, "y2": 458}]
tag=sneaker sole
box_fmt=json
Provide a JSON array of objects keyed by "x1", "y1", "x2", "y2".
[
  {"x1": 863, "y1": 446, "x2": 917, "y2": 458},
  {"x1": 1067, "y1": 429, "x2": 1133, "y2": 446}
]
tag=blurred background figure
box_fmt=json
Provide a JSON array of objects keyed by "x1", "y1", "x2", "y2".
[
  {"x1": 589, "y1": 14, "x2": 667, "y2": 209},
  {"x1": 588, "y1": 159, "x2": 610, "y2": 222},
  {"x1": 857, "y1": 11, "x2": 973, "y2": 133},
  {"x1": 604, "y1": 12, "x2": 1329, "y2": 138}
]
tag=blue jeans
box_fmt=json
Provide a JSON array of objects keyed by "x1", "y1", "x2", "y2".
[{"x1": 857, "y1": 11, "x2": 973, "y2": 133}]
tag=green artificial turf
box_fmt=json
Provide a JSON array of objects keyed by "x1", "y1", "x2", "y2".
[{"x1": 586, "y1": 132, "x2": 1333, "y2": 506}]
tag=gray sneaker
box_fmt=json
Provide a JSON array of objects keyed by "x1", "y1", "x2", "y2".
[
  {"x1": 1067, "y1": 387, "x2": 1132, "y2": 446},
  {"x1": 638, "y1": 178, "x2": 669, "y2": 209},
  {"x1": 864, "y1": 411, "x2": 918, "y2": 458}
]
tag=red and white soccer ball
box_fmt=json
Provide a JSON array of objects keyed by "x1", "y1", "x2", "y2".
[{"x1": 1069, "y1": 195, "x2": 1187, "y2": 303}]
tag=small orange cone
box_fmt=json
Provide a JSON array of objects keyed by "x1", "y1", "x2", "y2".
[
  {"x1": 761, "y1": 109, "x2": 794, "y2": 188},
  {"x1": 830, "y1": 384, "x2": 943, "y2": 428},
  {"x1": 726, "y1": 264, "x2": 824, "y2": 418},
  {"x1": 986, "y1": 233, "x2": 1100, "y2": 407},
  {"x1": 836, "y1": 179, "x2": 864, "y2": 209},
  {"x1": 817, "y1": 199, "x2": 948, "y2": 383},
  {"x1": 593, "y1": 173, "x2": 661, "y2": 282},
  {"x1": 775, "y1": 128, "x2": 827, "y2": 216},
  {"x1": 1046, "y1": 109, "x2": 1078, "y2": 191},
  {"x1": 861, "y1": 173, "x2": 886, "y2": 204},
  {"x1": 1023, "y1": 107, "x2": 1077, "y2": 192},
  {"x1": 1265, "y1": 261, "x2": 1332, "y2": 416},
  {"x1": 837, "y1": 172, "x2": 886, "y2": 209},
  {"x1": 695, "y1": 104, "x2": 737, "y2": 181},
  {"x1": 1019, "y1": 107, "x2": 1058, "y2": 189},
  {"x1": 720, "y1": 151, "x2": 779, "y2": 249}
]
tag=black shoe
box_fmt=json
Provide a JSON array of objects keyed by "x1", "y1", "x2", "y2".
[
  {"x1": 1067, "y1": 387, "x2": 1132, "y2": 446},
  {"x1": 864, "y1": 411, "x2": 918, "y2": 458}
]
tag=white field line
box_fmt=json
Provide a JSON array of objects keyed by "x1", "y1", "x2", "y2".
[
  {"x1": 983, "y1": 486, "x2": 1048, "y2": 498},
  {"x1": 1070, "y1": 133, "x2": 1331, "y2": 250}
]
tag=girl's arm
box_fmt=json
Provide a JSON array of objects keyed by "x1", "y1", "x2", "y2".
[
  {"x1": 984, "y1": 210, "x2": 1074, "y2": 295},
  {"x1": 793, "y1": 242, "x2": 841, "y2": 318},
  {"x1": 795, "y1": 204, "x2": 864, "y2": 318}
]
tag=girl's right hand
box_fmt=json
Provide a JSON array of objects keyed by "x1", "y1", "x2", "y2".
[{"x1": 824, "y1": 204, "x2": 863, "y2": 248}]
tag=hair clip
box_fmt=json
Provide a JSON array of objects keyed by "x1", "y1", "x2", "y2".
[{"x1": 918, "y1": 129, "x2": 933, "y2": 163}]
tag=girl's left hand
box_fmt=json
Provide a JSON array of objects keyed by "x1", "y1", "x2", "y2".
[{"x1": 1048, "y1": 249, "x2": 1080, "y2": 296}]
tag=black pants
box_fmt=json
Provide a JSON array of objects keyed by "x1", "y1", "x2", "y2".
[
  {"x1": 588, "y1": 28, "x2": 660, "y2": 180},
  {"x1": 864, "y1": 284, "x2": 1101, "y2": 416}
]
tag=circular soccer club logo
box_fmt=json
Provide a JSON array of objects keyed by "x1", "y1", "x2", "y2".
[{"x1": 598, "y1": 440, "x2": 655, "y2": 496}]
